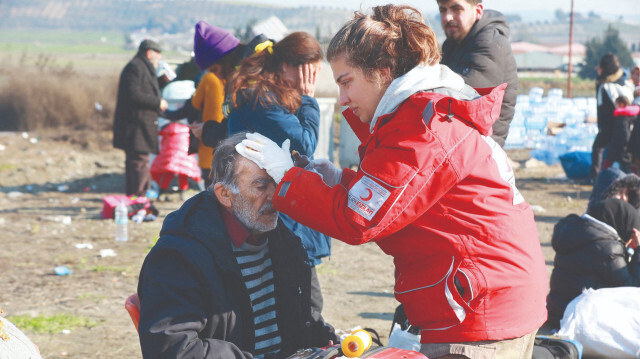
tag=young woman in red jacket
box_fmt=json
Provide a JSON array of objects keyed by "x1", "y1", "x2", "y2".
[{"x1": 237, "y1": 5, "x2": 548, "y2": 358}]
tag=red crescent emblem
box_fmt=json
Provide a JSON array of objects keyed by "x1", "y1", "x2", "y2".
[{"x1": 360, "y1": 188, "x2": 373, "y2": 201}]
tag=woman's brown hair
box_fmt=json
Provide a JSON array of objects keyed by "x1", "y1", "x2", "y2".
[
  {"x1": 227, "y1": 32, "x2": 323, "y2": 113},
  {"x1": 327, "y1": 5, "x2": 440, "y2": 83},
  {"x1": 214, "y1": 43, "x2": 248, "y2": 81}
]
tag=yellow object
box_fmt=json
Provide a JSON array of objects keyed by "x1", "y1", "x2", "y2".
[
  {"x1": 191, "y1": 72, "x2": 225, "y2": 169},
  {"x1": 254, "y1": 40, "x2": 274, "y2": 55},
  {"x1": 341, "y1": 329, "x2": 372, "y2": 358}
]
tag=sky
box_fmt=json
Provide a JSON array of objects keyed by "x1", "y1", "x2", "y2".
[{"x1": 244, "y1": 0, "x2": 640, "y2": 22}]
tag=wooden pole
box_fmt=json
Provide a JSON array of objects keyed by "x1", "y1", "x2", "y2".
[{"x1": 567, "y1": 0, "x2": 575, "y2": 98}]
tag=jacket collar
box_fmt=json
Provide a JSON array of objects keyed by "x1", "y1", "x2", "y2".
[
  {"x1": 136, "y1": 53, "x2": 160, "y2": 95},
  {"x1": 466, "y1": 10, "x2": 509, "y2": 43},
  {"x1": 369, "y1": 70, "x2": 505, "y2": 136},
  {"x1": 369, "y1": 64, "x2": 466, "y2": 132},
  {"x1": 582, "y1": 213, "x2": 619, "y2": 238}
]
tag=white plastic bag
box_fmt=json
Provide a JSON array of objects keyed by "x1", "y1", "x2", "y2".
[
  {"x1": 387, "y1": 322, "x2": 421, "y2": 352},
  {"x1": 556, "y1": 287, "x2": 640, "y2": 358},
  {"x1": 0, "y1": 316, "x2": 43, "y2": 359}
]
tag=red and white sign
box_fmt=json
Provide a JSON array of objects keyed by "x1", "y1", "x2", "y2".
[{"x1": 348, "y1": 175, "x2": 391, "y2": 221}]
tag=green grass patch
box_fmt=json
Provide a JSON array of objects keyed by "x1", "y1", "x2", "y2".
[
  {"x1": 7, "y1": 314, "x2": 97, "y2": 334},
  {"x1": 76, "y1": 292, "x2": 107, "y2": 301},
  {"x1": 315, "y1": 263, "x2": 341, "y2": 276},
  {"x1": 0, "y1": 163, "x2": 16, "y2": 171},
  {"x1": 146, "y1": 236, "x2": 159, "y2": 253},
  {"x1": 90, "y1": 265, "x2": 127, "y2": 273}
]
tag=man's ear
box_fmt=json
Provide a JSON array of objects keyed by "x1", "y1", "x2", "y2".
[
  {"x1": 475, "y1": 3, "x2": 484, "y2": 20},
  {"x1": 213, "y1": 183, "x2": 233, "y2": 210}
]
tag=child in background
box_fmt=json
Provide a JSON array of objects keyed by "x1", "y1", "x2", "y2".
[
  {"x1": 149, "y1": 122, "x2": 201, "y2": 201},
  {"x1": 616, "y1": 96, "x2": 640, "y2": 174}
]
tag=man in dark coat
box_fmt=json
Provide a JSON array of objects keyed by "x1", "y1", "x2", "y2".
[
  {"x1": 438, "y1": 0, "x2": 517, "y2": 147},
  {"x1": 137, "y1": 132, "x2": 336, "y2": 359},
  {"x1": 113, "y1": 39, "x2": 168, "y2": 196},
  {"x1": 545, "y1": 198, "x2": 640, "y2": 330},
  {"x1": 590, "y1": 53, "x2": 634, "y2": 178}
]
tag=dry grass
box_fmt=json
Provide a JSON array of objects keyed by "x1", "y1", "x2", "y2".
[{"x1": 0, "y1": 55, "x2": 118, "y2": 135}]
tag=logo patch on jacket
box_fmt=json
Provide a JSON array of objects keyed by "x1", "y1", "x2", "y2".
[{"x1": 347, "y1": 176, "x2": 391, "y2": 221}]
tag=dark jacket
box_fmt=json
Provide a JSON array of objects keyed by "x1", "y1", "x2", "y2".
[
  {"x1": 113, "y1": 52, "x2": 162, "y2": 153},
  {"x1": 606, "y1": 104, "x2": 639, "y2": 166},
  {"x1": 546, "y1": 213, "x2": 640, "y2": 328},
  {"x1": 227, "y1": 91, "x2": 331, "y2": 266},
  {"x1": 441, "y1": 9, "x2": 517, "y2": 147},
  {"x1": 137, "y1": 191, "x2": 336, "y2": 359}
]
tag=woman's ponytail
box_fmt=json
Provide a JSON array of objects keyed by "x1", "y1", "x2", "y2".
[{"x1": 328, "y1": 5, "x2": 440, "y2": 81}]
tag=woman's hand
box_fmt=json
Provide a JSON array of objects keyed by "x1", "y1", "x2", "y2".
[
  {"x1": 298, "y1": 62, "x2": 320, "y2": 97},
  {"x1": 188, "y1": 123, "x2": 203, "y2": 141}
]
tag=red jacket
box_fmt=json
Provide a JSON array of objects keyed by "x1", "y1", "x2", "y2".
[
  {"x1": 273, "y1": 84, "x2": 548, "y2": 343},
  {"x1": 150, "y1": 123, "x2": 201, "y2": 184}
]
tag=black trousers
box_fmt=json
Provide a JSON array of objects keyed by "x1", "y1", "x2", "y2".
[
  {"x1": 310, "y1": 266, "x2": 324, "y2": 316},
  {"x1": 125, "y1": 151, "x2": 151, "y2": 196}
]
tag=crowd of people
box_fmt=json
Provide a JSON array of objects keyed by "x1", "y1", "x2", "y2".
[{"x1": 106, "y1": 0, "x2": 640, "y2": 358}]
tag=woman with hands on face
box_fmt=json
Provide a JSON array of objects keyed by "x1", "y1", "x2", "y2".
[
  {"x1": 225, "y1": 31, "x2": 323, "y2": 157},
  {"x1": 225, "y1": 31, "x2": 331, "y2": 317}
]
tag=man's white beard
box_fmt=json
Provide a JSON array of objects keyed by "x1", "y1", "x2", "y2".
[{"x1": 231, "y1": 193, "x2": 278, "y2": 234}]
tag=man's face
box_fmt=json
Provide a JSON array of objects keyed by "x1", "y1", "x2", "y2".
[
  {"x1": 229, "y1": 157, "x2": 278, "y2": 235},
  {"x1": 438, "y1": 0, "x2": 483, "y2": 43},
  {"x1": 146, "y1": 49, "x2": 162, "y2": 70},
  {"x1": 631, "y1": 67, "x2": 640, "y2": 86}
]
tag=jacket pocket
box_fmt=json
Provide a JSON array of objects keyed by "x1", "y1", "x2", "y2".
[{"x1": 394, "y1": 256, "x2": 471, "y2": 331}]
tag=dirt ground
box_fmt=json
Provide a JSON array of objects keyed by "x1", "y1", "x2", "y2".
[{"x1": 0, "y1": 129, "x2": 592, "y2": 358}]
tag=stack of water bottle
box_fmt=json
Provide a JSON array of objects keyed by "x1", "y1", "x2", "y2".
[{"x1": 504, "y1": 87, "x2": 598, "y2": 166}]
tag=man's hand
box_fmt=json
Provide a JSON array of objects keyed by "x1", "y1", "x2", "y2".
[
  {"x1": 236, "y1": 133, "x2": 293, "y2": 184},
  {"x1": 160, "y1": 99, "x2": 169, "y2": 112}
]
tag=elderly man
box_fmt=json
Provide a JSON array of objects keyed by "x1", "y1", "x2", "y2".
[
  {"x1": 113, "y1": 39, "x2": 169, "y2": 196},
  {"x1": 438, "y1": 0, "x2": 517, "y2": 148},
  {"x1": 136, "y1": 132, "x2": 336, "y2": 359}
]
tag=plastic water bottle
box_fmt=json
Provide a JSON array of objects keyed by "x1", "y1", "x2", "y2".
[{"x1": 115, "y1": 201, "x2": 129, "y2": 242}]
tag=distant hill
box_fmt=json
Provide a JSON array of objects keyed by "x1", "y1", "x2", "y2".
[
  {"x1": 1, "y1": 0, "x2": 639, "y2": 49},
  {"x1": 0, "y1": 0, "x2": 357, "y2": 43}
]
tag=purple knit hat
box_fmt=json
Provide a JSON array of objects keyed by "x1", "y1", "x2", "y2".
[{"x1": 194, "y1": 21, "x2": 240, "y2": 71}]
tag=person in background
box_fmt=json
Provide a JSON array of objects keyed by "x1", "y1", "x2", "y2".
[
  {"x1": 621, "y1": 95, "x2": 640, "y2": 174},
  {"x1": 225, "y1": 31, "x2": 331, "y2": 316},
  {"x1": 601, "y1": 95, "x2": 638, "y2": 173},
  {"x1": 113, "y1": 39, "x2": 169, "y2": 197},
  {"x1": 630, "y1": 65, "x2": 640, "y2": 104},
  {"x1": 236, "y1": 5, "x2": 547, "y2": 358},
  {"x1": 545, "y1": 198, "x2": 640, "y2": 330},
  {"x1": 137, "y1": 132, "x2": 336, "y2": 359},
  {"x1": 588, "y1": 167, "x2": 640, "y2": 212},
  {"x1": 590, "y1": 53, "x2": 634, "y2": 179},
  {"x1": 438, "y1": 0, "x2": 517, "y2": 148}
]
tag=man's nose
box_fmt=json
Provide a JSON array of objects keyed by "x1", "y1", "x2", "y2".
[
  {"x1": 338, "y1": 91, "x2": 349, "y2": 107},
  {"x1": 442, "y1": 11, "x2": 453, "y2": 22}
]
